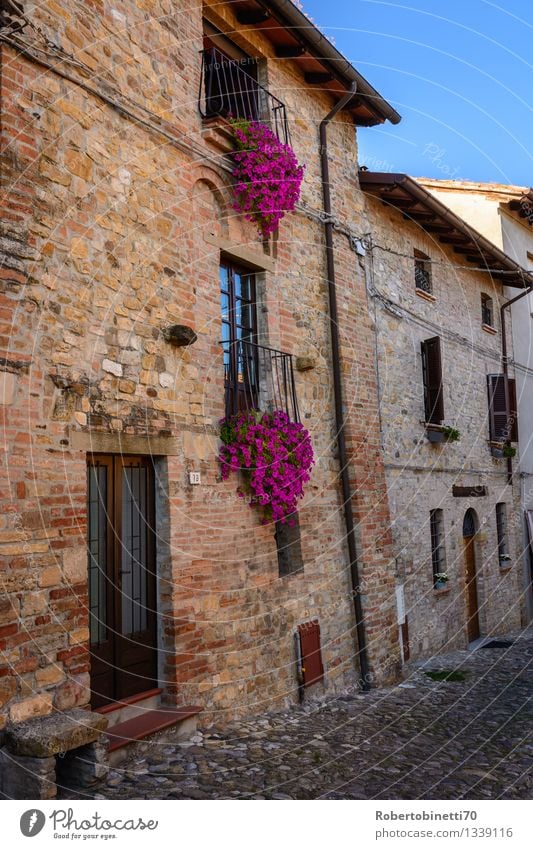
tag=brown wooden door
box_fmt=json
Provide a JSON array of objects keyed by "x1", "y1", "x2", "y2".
[
  {"x1": 87, "y1": 455, "x2": 157, "y2": 708},
  {"x1": 464, "y1": 535, "x2": 480, "y2": 642}
]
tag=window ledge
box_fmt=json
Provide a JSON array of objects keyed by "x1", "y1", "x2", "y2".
[
  {"x1": 482, "y1": 323, "x2": 497, "y2": 335},
  {"x1": 434, "y1": 585, "x2": 451, "y2": 595},
  {"x1": 201, "y1": 116, "x2": 235, "y2": 153},
  {"x1": 415, "y1": 288, "x2": 436, "y2": 303},
  {"x1": 499, "y1": 560, "x2": 513, "y2": 572}
]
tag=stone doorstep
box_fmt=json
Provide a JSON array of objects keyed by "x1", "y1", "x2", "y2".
[
  {"x1": 106, "y1": 706, "x2": 202, "y2": 767},
  {"x1": 106, "y1": 706, "x2": 202, "y2": 753},
  {"x1": 3, "y1": 707, "x2": 108, "y2": 758},
  {"x1": 94, "y1": 687, "x2": 163, "y2": 729}
]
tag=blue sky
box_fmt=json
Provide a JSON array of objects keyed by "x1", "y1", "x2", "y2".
[{"x1": 301, "y1": 0, "x2": 532, "y2": 186}]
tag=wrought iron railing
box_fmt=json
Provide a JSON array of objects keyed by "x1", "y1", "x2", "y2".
[
  {"x1": 223, "y1": 338, "x2": 300, "y2": 422},
  {"x1": 199, "y1": 47, "x2": 291, "y2": 146}
]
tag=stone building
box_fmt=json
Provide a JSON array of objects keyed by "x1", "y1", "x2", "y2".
[
  {"x1": 360, "y1": 172, "x2": 532, "y2": 661},
  {"x1": 417, "y1": 178, "x2": 533, "y2": 622},
  {"x1": 0, "y1": 0, "x2": 402, "y2": 765}
]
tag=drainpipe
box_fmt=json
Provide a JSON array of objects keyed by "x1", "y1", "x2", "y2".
[
  {"x1": 500, "y1": 283, "x2": 533, "y2": 483},
  {"x1": 320, "y1": 84, "x2": 371, "y2": 691}
]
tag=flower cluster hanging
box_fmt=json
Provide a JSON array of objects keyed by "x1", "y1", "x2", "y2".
[
  {"x1": 230, "y1": 120, "x2": 305, "y2": 237},
  {"x1": 219, "y1": 409, "x2": 314, "y2": 524}
]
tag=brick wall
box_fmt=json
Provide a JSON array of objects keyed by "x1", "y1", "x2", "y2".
[{"x1": 0, "y1": 1, "x2": 398, "y2": 726}]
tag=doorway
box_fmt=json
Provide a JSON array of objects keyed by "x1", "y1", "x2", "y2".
[
  {"x1": 463, "y1": 508, "x2": 480, "y2": 642},
  {"x1": 87, "y1": 454, "x2": 158, "y2": 708}
]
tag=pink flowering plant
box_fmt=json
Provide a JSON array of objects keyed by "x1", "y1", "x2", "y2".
[
  {"x1": 219, "y1": 409, "x2": 314, "y2": 524},
  {"x1": 230, "y1": 119, "x2": 305, "y2": 237}
]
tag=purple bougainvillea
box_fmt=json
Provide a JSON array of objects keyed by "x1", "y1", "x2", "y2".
[
  {"x1": 219, "y1": 409, "x2": 314, "y2": 524},
  {"x1": 230, "y1": 120, "x2": 305, "y2": 237}
]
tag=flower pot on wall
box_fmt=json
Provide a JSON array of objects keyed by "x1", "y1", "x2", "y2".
[{"x1": 427, "y1": 429, "x2": 445, "y2": 443}]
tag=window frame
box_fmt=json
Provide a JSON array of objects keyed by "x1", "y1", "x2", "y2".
[
  {"x1": 275, "y1": 514, "x2": 304, "y2": 577},
  {"x1": 481, "y1": 293, "x2": 494, "y2": 328},
  {"x1": 220, "y1": 258, "x2": 259, "y2": 416},
  {"x1": 496, "y1": 502, "x2": 510, "y2": 566},
  {"x1": 414, "y1": 249, "x2": 433, "y2": 296},
  {"x1": 430, "y1": 508, "x2": 447, "y2": 588}
]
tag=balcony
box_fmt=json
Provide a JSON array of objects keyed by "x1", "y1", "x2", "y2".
[
  {"x1": 199, "y1": 47, "x2": 291, "y2": 146},
  {"x1": 223, "y1": 338, "x2": 300, "y2": 422}
]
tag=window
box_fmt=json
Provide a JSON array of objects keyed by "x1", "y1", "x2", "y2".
[
  {"x1": 275, "y1": 516, "x2": 304, "y2": 576},
  {"x1": 414, "y1": 249, "x2": 432, "y2": 295},
  {"x1": 202, "y1": 29, "x2": 260, "y2": 123},
  {"x1": 487, "y1": 374, "x2": 518, "y2": 442},
  {"x1": 200, "y1": 22, "x2": 290, "y2": 146},
  {"x1": 220, "y1": 260, "x2": 258, "y2": 416},
  {"x1": 430, "y1": 509, "x2": 447, "y2": 588},
  {"x1": 421, "y1": 336, "x2": 444, "y2": 424},
  {"x1": 496, "y1": 503, "x2": 510, "y2": 565},
  {"x1": 481, "y1": 293, "x2": 494, "y2": 327}
]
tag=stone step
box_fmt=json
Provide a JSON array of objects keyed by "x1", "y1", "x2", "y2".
[
  {"x1": 106, "y1": 706, "x2": 202, "y2": 766},
  {"x1": 94, "y1": 688, "x2": 163, "y2": 728}
]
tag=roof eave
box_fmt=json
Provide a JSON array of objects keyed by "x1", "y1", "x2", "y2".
[{"x1": 359, "y1": 171, "x2": 533, "y2": 289}]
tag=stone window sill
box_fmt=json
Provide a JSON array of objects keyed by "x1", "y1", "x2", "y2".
[
  {"x1": 415, "y1": 288, "x2": 436, "y2": 303},
  {"x1": 434, "y1": 585, "x2": 451, "y2": 595},
  {"x1": 482, "y1": 323, "x2": 497, "y2": 335},
  {"x1": 201, "y1": 116, "x2": 234, "y2": 153}
]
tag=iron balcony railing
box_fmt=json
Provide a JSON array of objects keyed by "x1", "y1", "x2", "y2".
[
  {"x1": 223, "y1": 338, "x2": 300, "y2": 422},
  {"x1": 199, "y1": 47, "x2": 291, "y2": 146}
]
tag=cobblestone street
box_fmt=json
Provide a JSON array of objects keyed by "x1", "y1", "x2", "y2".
[{"x1": 70, "y1": 629, "x2": 533, "y2": 800}]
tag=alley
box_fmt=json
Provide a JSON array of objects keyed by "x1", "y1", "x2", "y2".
[{"x1": 79, "y1": 630, "x2": 533, "y2": 800}]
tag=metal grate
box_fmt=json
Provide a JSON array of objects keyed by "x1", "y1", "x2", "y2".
[
  {"x1": 199, "y1": 47, "x2": 291, "y2": 146},
  {"x1": 223, "y1": 338, "x2": 300, "y2": 422}
]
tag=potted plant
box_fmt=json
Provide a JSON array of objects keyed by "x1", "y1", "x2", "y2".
[
  {"x1": 442, "y1": 425, "x2": 460, "y2": 443},
  {"x1": 490, "y1": 442, "x2": 504, "y2": 458},
  {"x1": 503, "y1": 445, "x2": 516, "y2": 459},
  {"x1": 434, "y1": 572, "x2": 449, "y2": 590},
  {"x1": 499, "y1": 554, "x2": 512, "y2": 565},
  {"x1": 219, "y1": 409, "x2": 314, "y2": 524},
  {"x1": 229, "y1": 119, "x2": 305, "y2": 238}
]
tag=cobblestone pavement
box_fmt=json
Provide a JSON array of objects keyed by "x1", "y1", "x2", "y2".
[{"x1": 75, "y1": 630, "x2": 533, "y2": 800}]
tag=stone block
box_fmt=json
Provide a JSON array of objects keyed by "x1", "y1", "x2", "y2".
[
  {"x1": 56, "y1": 740, "x2": 108, "y2": 789},
  {"x1": 9, "y1": 694, "x2": 53, "y2": 725},
  {"x1": 4, "y1": 707, "x2": 107, "y2": 757},
  {"x1": 0, "y1": 372, "x2": 16, "y2": 405},
  {"x1": 0, "y1": 747, "x2": 57, "y2": 800}
]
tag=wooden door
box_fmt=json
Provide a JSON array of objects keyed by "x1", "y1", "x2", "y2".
[
  {"x1": 464, "y1": 535, "x2": 480, "y2": 642},
  {"x1": 87, "y1": 455, "x2": 157, "y2": 708}
]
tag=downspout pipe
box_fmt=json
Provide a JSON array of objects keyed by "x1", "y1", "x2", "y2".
[
  {"x1": 500, "y1": 283, "x2": 533, "y2": 483},
  {"x1": 320, "y1": 84, "x2": 371, "y2": 691}
]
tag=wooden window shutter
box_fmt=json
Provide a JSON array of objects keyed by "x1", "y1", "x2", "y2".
[
  {"x1": 421, "y1": 337, "x2": 444, "y2": 424},
  {"x1": 509, "y1": 378, "x2": 518, "y2": 442},
  {"x1": 487, "y1": 374, "x2": 516, "y2": 441},
  {"x1": 298, "y1": 620, "x2": 324, "y2": 687}
]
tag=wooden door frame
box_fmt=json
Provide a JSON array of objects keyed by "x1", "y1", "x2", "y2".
[
  {"x1": 87, "y1": 453, "x2": 158, "y2": 708},
  {"x1": 463, "y1": 511, "x2": 481, "y2": 643}
]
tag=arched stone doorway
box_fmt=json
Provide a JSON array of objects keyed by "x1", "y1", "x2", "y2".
[{"x1": 463, "y1": 508, "x2": 480, "y2": 642}]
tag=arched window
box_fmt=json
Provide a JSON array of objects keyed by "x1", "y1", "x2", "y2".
[{"x1": 463, "y1": 508, "x2": 477, "y2": 538}]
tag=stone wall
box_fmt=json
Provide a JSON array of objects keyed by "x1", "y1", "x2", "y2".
[
  {"x1": 364, "y1": 194, "x2": 523, "y2": 659},
  {"x1": 0, "y1": 1, "x2": 399, "y2": 726}
]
